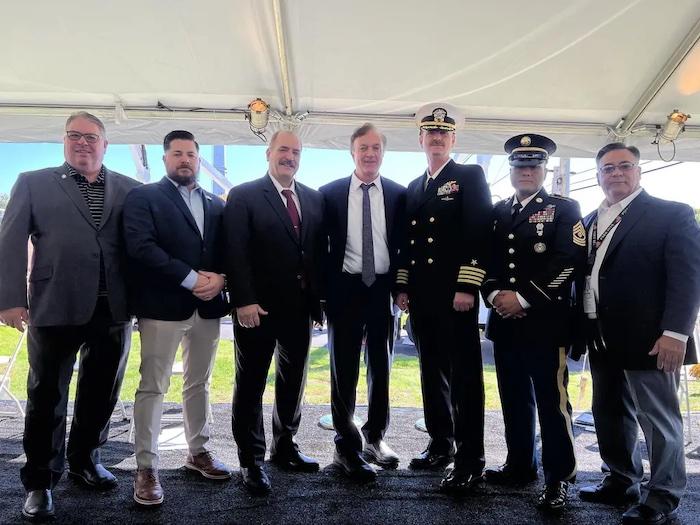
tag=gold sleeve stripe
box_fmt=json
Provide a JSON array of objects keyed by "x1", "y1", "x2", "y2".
[
  {"x1": 459, "y1": 269, "x2": 486, "y2": 276},
  {"x1": 459, "y1": 267, "x2": 486, "y2": 276},
  {"x1": 457, "y1": 278, "x2": 483, "y2": 285}
]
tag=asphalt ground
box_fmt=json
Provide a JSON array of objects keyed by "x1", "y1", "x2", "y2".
[{"x1": 0, "y1": 402, "x2": 698, "y2": 524}]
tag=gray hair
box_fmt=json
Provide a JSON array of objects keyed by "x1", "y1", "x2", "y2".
[
  {"x1": 65, "y1": 111, "x2": 106, "y2": 136},
  {"x1": 350, "y1": 123, "x2": 387, "y2": 149}
]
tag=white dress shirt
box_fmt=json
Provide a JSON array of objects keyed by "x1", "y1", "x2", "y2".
[
  {"x1": 269, "y1": 173, "x2": 302, "y2": 221},
  {"x1": 487, "y1": 192, "x2": 538, "y2": 309},
  {"x1": 343, "y1": 173, "x2": 390, "y2": 275},
  {"x1": 424, "y1": 158, "x2": 451, "y2": 188},
  {"x1": 588, "y1": 187, "x2": 687, "y2": 342}
]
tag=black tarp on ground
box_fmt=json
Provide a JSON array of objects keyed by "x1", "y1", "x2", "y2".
[{"x1": 0, "y1": 403, "x2": 698, "y2": 524}]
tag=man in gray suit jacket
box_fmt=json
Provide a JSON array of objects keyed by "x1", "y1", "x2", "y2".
[{"x1": 0, "y1": 112, "x2": 140, "y2": 521}]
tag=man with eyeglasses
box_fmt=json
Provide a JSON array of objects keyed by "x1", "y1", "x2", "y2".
[
  {"x1": 577, "y1": 143, "x2": 700, "y2": 525},
  {"x1": 0, "y1": 111, "x2": 140, "y2": 521}
]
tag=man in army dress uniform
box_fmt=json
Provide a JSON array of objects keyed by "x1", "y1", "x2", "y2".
[
  {"x1": 482, "y1": 134, "x2": 585, "y2": 511},
  {"x1": 395, "y1": 104, "x2": 492, "y2": 495}
]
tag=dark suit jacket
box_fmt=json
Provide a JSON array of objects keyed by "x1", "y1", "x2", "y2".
[
  {"x1": 122, "y1": 177, "x2": 229, "y2": 320},
  {"x1": 319, "y1": 175, "x2": 406, "y2": 318},
  {"x1": 584, "y1": 190, "x2": 700, "y2": 369},
  {"x1": 224, "y1": 174, "x2": 325, "y2": 322},
  {"x1": 483, "y1": 189, "x2": 586, "y2": 348},
  {"x1": 400, "y1": 160, "x2": 492, "y2": 309},
  {"x1": 0, "y1": 163, "x2": 140, "y2": 326}
]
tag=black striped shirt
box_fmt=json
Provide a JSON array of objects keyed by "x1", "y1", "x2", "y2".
[{"x1": 69, "y1": 165, "x2": 107, "y2": 295}]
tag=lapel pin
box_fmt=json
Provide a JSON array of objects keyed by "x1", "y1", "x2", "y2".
[{"x1": 536, "y1": 197, "x2": 543, "y2": 203}]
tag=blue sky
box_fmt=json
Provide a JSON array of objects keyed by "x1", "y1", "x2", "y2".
[{"x1": 1, "y1": 143, "x2": 699, "y2": 216}]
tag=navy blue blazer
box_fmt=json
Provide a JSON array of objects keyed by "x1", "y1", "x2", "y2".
[
  {"x1": 583, "y1": 190, "x2": 700, "y2": 369},
  {"x1": 123, "y1": 177, "x2": 230, "y2": 320},
  {"x1": 319, "y1": 175, "x2": 406, "y2": 316}
]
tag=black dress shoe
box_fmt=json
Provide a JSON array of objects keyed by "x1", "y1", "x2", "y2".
[
  {"x1": 536, "y1": 481, "x2": 569, "y2": 511},
  {"x1": 270, "y1": 448, "x2": 320, "y2": 473},
  {"x1": 240, "y1": 465, "x2": 271, "y2": 496},
  {"x1": 579, "y1": 478, "x2": 640, "y2": 505},
  {"x1": 333, "y1": 450, "x2": 377, "y2": 483},
  {"x1": 22, "y1": 489, "x2": 55, "y2": 521},
  {"x1": 409, "y1": 450, "x2": 453, "y2": 470},
  {"x1": 68, "y1": 463, "x2": 118, "y2": 490},
  {"x1": 622, "y1": 504, "x2": 677, "y2": 525},
  {"x1": 439, "y1": 468, "x2": 484, "y2": 496},
  {"x1": 484, "y1": 464, "x2": 538, "y2": 485}
]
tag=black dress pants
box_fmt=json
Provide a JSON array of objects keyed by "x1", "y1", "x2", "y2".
[
  {"x1": 20, "y1": 297, "x2": 132, "y2": 490},
  {"x1": 232, "y1": 307, "x2": 312, "y2": 467},
  {"x1": 410, "y1": 302, "x2": 485, "y2": 474},
  {"x1": 327, "y1": 274, "x2": 394, "y2": 454}
]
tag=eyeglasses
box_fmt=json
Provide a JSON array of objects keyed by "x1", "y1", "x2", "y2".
[
  {"x1": 599, "y1": 162, "x2": 638, "y2": 176},
  {"x1": 66, "y1": 131, "x2": 102, "y2": 144}
]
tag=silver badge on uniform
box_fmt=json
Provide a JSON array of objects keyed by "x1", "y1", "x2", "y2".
[
  {"x1": 536, "y1": 223, "x2": 544, "y2": 237},
  {"x1": 534, "y1": 242, "x2": 547, "y2": 253}
]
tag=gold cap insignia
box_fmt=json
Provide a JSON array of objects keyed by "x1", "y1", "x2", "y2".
[
  {"x1": 433, "y1": 108, "x2": 447, "y2": 122},
  {"x1": 520, "y1": 136, "x2": 532, "y2": 146}
]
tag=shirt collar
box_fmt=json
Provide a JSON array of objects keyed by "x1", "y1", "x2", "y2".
[
  {"x1": 167, "y1": 176, "x2": 200, "y2": 193},
  {"x1": 268, "y1": 173, "x2": 296, "y2": 195},
  {"x1": 512, "y1": 190, "x2": 540, "y2": 209},
  {"x1": 598, "y1": 186, "x2": 643, "y2": 215},
  {"x1": 67, "y1": 164, "x2": 106, "y2": 184},
  {"x1": 350, "y1": 172, "x2": 383, "y2": 192},
  {"x1": 426, "y1": 158, "x2": 451, "y2": 180}
]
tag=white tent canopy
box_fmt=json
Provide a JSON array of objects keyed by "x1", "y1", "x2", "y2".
[{"x1": 3, "y1": 0, "x2": 700, "y2": 160}]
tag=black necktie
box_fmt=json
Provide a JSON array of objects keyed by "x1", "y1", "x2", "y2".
[
  {"x1": 360, "y1": 183, "x2": 376, "y2": 287},
  {"x1": 511, "y1": 201, "x2": 522, "y2": 222}
]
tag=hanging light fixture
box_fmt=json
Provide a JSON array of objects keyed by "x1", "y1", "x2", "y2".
[
  {"x1": 247, "y1": 98, "x2": 270, "y2": 131},
  {"x1": 659, "y1": 109, "x2": 690, "y2": 142}
]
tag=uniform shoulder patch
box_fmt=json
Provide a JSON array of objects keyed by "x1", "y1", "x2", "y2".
[{"x1": 573, "y1": 220, "x2": 586, "y2": 247}]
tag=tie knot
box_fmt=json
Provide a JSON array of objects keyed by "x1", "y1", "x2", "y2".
[
  {"x1": 281, "y1": 189, "x2": 293, "y2": 197},
  {"x1": 360, "y1": 183, "x2": 374, "y2": 192}
]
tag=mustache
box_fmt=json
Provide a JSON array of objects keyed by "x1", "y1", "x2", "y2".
[{"x1": 279, "y1": 159, "x2": 296, "y2": 168}]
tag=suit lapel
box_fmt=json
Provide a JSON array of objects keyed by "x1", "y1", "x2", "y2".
[
  {"x1": 202, "y1": 191, "x2": 213, "y2": 240},
  {"x1": 381, "y1": 177, "x2": 396, "y2": 241},
  {"x1": 262, "y1": 175, "x2": 299, "y2": 245},
  {"x1": 158, "y1": 177, "x2": 201, "y2": 236},
  {"x1": 338, "y1": 177, "x2": 352, "y2": 251},
  {"x1": 602, "y1": 191, "x2": 649, "y2": 266},
  {"x1": 100, "y1": 169, "x2": 117, "y2": 230},
  {"x1": 52, "y1": 164, "x2": 97, "y2": 229},
  {"x1": 297, "y1": 182, "x2": 310, "y2": 246}
]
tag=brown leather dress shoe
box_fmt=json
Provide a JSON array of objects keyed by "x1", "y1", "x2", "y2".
[
  {"x1": 133, "y1": 468, "x2": 164, "y2": 506},
  {"x1": 185, "y1": 451, "x2": 233, "y2": 480}
]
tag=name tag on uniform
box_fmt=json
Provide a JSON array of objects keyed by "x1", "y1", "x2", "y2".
[{"x1": 583, "y1": 275, "x2": 597, "y2": 317}]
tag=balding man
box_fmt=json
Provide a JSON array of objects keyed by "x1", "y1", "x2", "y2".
[{"x1": 224, "y1": 131, "x2": 326, "y2": 495}]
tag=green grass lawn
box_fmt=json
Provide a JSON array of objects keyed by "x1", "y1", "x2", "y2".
[{"x1": 2, "y1": 326, "x2": 700, "y2": 411}]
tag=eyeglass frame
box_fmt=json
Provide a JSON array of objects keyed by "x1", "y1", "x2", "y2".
[
  {"x1": 65, "y1": 131, "x2": 103, "y2": 144},
  {"x1": 597, "y1": 162, "x2": 639, "y2": 176}
]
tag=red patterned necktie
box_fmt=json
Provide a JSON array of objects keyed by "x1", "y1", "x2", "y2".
[{"x1": 281, "y1": 189, "x2": 301, "y2": 237}]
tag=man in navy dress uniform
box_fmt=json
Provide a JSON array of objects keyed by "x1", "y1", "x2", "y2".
[
  {"x1": 396, "y1": 104, "x2": 492, "y2": 495},
  {"x1": 482, "y1": 134, "x2": 585, "y2": 511}
]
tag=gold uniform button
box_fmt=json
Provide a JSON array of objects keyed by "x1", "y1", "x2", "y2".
[
  {"x1": 411, "y1": 260, "x2": 416, "y2": 265},
  {"x1": 429, "y1": 217, "x2": 435, "y2": 223},
  {"x1": 410, "y1": 239, "x2": 415, "y2": 245},
  {"x1": 508, "y1": 248, "x2": 515, "y2": 254},
  {"x1": 508, "y1": 233, "x2": 515, "y2": 240},
  {"x1": 428, "y1": 237, "x2": 434, "y2": 244},
  {"x1": 509, "y1": 277, "x2": 516, "y2": 283},
  {"x1": 427, "y1": 258, "x2": 434, "y2": 264},
  {"x1": 411, "y1": 220, "x2": 417, "y2": 226},
  {"x1": 508, "y1": 263, "x2": 515, "y2": 269}
]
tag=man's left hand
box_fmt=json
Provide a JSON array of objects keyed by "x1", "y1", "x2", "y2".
[
  {"x1": 193, "y1": 271, "x2": 225, "y2": 301},
  {"x1": 453, "y1": 292, "x2": 475, "y2": 312},
  {"x1": 649, "y1": 335, "x2": 686, "y2": 373}
]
